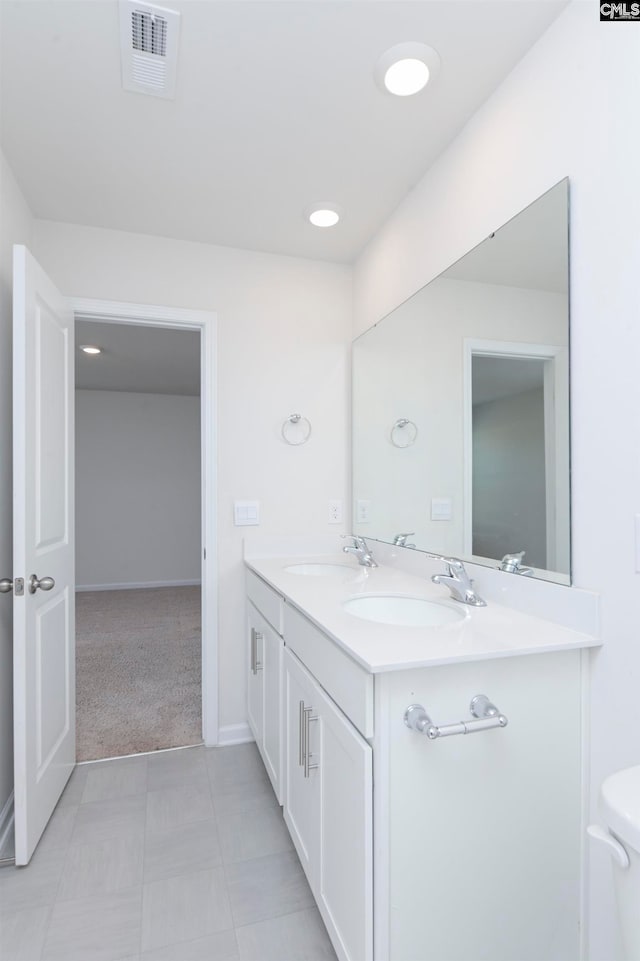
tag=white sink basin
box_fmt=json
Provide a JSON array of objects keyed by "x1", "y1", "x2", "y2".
[
  {"x1": 343, "y1": 594, "x2": 465, "y2": 627},
  {"x1": 284, "y1": 563, "x2": 354, "y2": 576}
]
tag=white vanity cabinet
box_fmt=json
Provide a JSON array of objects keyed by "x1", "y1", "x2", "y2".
[
  {"x1": 246, "y1": 571, "x2": 284, "y2": 802},
  {"x1": 373, "y1": 649, "x2": 583, "y2": 961},
  {"x1": 245, "y1": 562, "x2": 594, "y2": 961},
  {"x1": 283, "y1": 646, "x2": 373, "y2": 961}
]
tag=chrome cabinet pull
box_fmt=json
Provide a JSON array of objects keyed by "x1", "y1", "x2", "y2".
[
  {"x1": 404, "y1": 694, "x2": 508, "y2": 740},
  {"x1": 28, "y1": 574, "x2": 55, "y2": 594},
  {"x1": 299, "y1": 700, "x2": 305, "y2": 767},
  {"x1": 303, "y1": 707, "x2": 318, "y2": 778},
  {"x1": 250, "y1": 628, "x2": 263, "y2": 675},
  {"x1": 298, "y1": 700, "x2": 318, "y2": 776},
  {"x1": 254, "y1": 632, "x2": 263, "y2": 673}
]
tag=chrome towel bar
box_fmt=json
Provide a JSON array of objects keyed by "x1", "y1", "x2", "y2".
[{"x1": 404, "y1": 695, "x2": 508, "y2": 740}]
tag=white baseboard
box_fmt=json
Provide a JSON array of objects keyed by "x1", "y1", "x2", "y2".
[
  {"x1": 0, "y1": 792, "x2": 14, "y2": 858},
  {"x1": 76, "y1": 579, "x2": 201, "y2": 592},
  {"x1": 217, "y1": 722, "x2": 254, "y2": 747}
]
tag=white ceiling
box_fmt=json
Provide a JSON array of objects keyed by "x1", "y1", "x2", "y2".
[
  {"x1": 76, "y1": 320, "x2": 200, "y2": 395},
  {"x1": 0, "y1": 0, "x2": 568, "y2": 264}
]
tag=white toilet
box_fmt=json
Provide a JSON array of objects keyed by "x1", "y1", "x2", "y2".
[{"x1": 588, "y1": 765, "x2": 640, "y2": 961}]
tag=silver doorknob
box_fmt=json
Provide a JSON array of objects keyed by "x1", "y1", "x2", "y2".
[
  {"x1": 28, "y1": 574, "x2": 55, "y2": 594},
  {"x1": 0, "y1": 578, "x2": 13, "y2": 594}
]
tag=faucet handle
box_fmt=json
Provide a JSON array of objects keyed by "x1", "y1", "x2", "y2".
[
  {"x1": 342, "y1": 533, "x2": 368, "y2": 549},
  {"x1": 425, "y1": 553, "x2": 465, "y2": 574}
]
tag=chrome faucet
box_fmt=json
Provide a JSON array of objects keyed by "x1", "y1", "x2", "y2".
[
  {"x1": 342, "y1": 534, "x2": 378, "y2": 568},
  {"x1": 393, "y1": 532, "x2": 416, "y2": 548},
  {"x1": 428, "y1": 555, "x2": 486, "y2": 607},
  {"x1": 499, "y1": 552, "x2": 534, "y2": 576}
]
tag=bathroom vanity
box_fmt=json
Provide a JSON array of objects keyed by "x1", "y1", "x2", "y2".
[{"x1": 244, "y1": 554, "x2": 599, "y2": 961}]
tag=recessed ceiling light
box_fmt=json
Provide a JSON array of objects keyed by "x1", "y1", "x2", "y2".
[
  {"x1": 79, "y1": 345, "x2": 102, "y2": 355},
  {"x1": 307, "y1": 205, "x2": 341, "y2": 228},
  {"x1": 374, "y1": 42, "x2": 441, "y2": 97},
  {"x1": 384, "y1": 58, "x2": 430, "y2": 97}
]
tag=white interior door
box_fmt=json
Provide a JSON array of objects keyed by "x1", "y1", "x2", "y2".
[{"x1": 13, "y1": 244, "x2": 75, "y2": 865}]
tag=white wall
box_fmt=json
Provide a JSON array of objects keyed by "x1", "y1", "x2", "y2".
[
  {"x1": 353, "y1": 6, "x2": 640, "y2": 959},
  {"x1": 0, "y1": 151, "x2": 34, "y2": 821},
  {"x1": 76, "y1": 389, "x2": 201, "y2": 589},
  {"x1": 31, "y1": 220, "x2": 352, "y2": 739}
]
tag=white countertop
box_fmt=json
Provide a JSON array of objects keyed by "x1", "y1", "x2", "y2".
[{"x1": 245, "y1": 554, "x2": 601, "y2": 673}]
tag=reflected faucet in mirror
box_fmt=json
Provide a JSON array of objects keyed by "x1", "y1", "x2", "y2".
[
  {"x1": 499, "y1": 551, "x2": 534, "y2": 576},
  {"x1": 393, "y1": 532, "x2": 416, "y2": 548},
  {"x1": 342, "y1": 534, "x2": 378, "y2": 568}
]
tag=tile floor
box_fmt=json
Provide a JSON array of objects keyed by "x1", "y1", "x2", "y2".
[{"x1": 0, "y1": 744, "x2": 338, "y2": 961}]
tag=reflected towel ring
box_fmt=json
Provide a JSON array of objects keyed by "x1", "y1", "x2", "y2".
[
  {"x1": 282, "y1": 413, "x2": 312, "y2": 446},
  {"x1": 391, "y1": 418, "x2": 417, "y2": 448}
]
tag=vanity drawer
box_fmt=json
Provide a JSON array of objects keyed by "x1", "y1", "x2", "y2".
[
  {"x1": 283, "y1": 603, "x2": 374, "y2": 739},
  {"x1": 246, "y1": 569, "x2": 284, "y2": 636}
]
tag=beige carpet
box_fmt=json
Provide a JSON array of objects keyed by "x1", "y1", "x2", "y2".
[{"x1": 76, "y1": 586, "x2": 202, "y2": 762}]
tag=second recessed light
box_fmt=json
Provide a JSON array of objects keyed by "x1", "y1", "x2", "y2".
[
  {"x1": 375, "y1": 42, "x2": 440, "y2": 97},
  {"x1": 307, "y1": 205, "x2": 341, "y2": 228}
]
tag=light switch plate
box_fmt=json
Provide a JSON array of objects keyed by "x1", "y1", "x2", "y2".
[
  {"x1": 234, "y1": 500, "x2": 260, "y2": 526},
  {"x1": 431, "y1": 497, "x2": 452, "y2": 521}
]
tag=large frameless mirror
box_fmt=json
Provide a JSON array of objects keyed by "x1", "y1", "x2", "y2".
[{"x1": 352, "y1": 179, "x2": 570, "y2": 584}]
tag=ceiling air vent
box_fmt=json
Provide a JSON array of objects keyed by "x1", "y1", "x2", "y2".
[{"x1": 119, "y1": 0, "x2": 180, "y2": 99}]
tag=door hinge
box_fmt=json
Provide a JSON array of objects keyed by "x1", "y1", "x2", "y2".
[
  {"x1": 15, "y1": 578, "x2": 24, "y2": 596},
  {"x1": 203, "y1": 547, "x2": 206, "y2": 560}
]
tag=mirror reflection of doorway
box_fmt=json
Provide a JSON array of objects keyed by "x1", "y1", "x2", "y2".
[
  {"x1": 471, "y1": 355, "x2": 547, "y2": 567},
  {"x1": 463, "y1": 338, "x2": 568, "y2": 576}
]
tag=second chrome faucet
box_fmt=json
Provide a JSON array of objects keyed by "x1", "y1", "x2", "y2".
[{"x1": 342, "y1": 534, "x2": 378, "y2": 568}]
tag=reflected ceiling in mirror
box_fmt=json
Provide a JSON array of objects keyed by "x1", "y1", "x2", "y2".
[{"x1": 352, "y1": 179, "x2": 570, "y2": 584}]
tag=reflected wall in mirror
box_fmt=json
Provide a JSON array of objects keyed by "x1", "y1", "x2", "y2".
[{"x1": 352, "y1": 179, "x2": 570, "y2": 584}]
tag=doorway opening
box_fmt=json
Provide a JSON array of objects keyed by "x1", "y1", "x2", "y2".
[{"x1": 71, "y1": 298, "x2": 218, "y2": 759}]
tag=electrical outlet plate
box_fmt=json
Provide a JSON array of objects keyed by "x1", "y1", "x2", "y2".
[{"x1": 328, "y1": 499, "x2": 343, "y2": 524}]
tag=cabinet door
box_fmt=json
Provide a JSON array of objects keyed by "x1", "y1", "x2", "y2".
[
  {"x1": 316, "y1": 680, "x2": 373, "y2": 961},
  {"x1": 283, "y1": 648, "x2": 320, "y2": 886},
  {"x1": 284, "y1": 648, "x2": 373, "y2": 961},
  {"x1": 246, "y1": 604, "x2": 264, "y2": 745},
  {"x1": 262, "y1": 620, "x2": 282, "y2": 802}
]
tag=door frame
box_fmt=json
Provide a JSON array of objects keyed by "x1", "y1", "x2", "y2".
[
  {"x1": 462, "y1": 337, "x2": 566, "y2": 573},
  {"x1": 71, "y1": 297, "x2": 219, "y2": 746}
]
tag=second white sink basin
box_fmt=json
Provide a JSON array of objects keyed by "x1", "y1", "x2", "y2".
[
  {"x1": 343, "y1": 594, "x2": 466, "y2": 627},
  {"x1": 284, "y1": 563, "x2": 354, "y2": 576}
]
